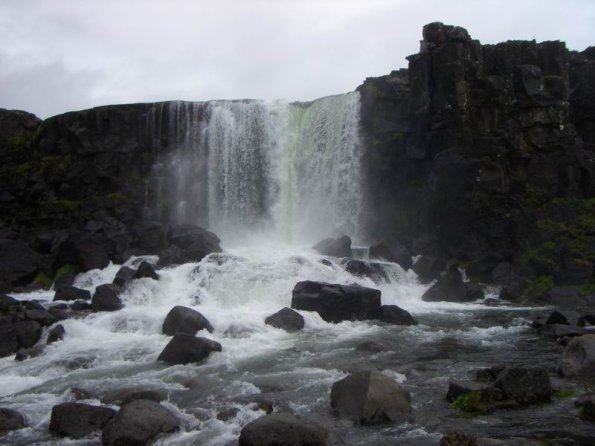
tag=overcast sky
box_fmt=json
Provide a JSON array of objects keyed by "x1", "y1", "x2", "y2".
[{"x1": 1, "y1": 0, "x2": 594, "y2": 119}]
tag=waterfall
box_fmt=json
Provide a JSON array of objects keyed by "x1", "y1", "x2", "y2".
[{"x1": 147, "y1": 92, "x2": 363, "y2": 244}]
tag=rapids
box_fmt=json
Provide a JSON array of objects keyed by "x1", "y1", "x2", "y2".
[{"x1": 1, "y1": 243, "x2": 588, "y2": 445}]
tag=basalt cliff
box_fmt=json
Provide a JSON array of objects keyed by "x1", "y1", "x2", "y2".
[{"x1": 1, "y1": 22, "x2": 594, "y2": 303}]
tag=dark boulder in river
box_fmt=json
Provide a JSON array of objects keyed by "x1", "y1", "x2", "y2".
[
  {"x1": 265, "y1": 307, "x2": 305, "y2": 332},
  {"x1": 421, "y1": 269, "x2": 484, "y2": 302},
  {"x1": 0, "y1": 407, "x2": 26, "y2": 432},
  {"x1": 91, "y1": 284, "x2": 123, "y2": 312},
  {"x1": 158, "y1": 225, "x2": 222, "y2": 267},
  {"x1": 239, "y1": 413, "x2": 328, "y2": 446},
  {"x1": 53, "y1": 285, "x2": 91, "y2": 302},
  {"x1": 162, "y1": 305, "x2": 214, "y2": 336},
  {"x1": 369, "y1": 304, "x2": 418, "y2": 326},
  {"x1": 101, "y1": 399, "x2": 179, "y2": 446},
  {"x1": 134, "y1": 261, "x2": 159, "y2": 281},
  {"x1": 312, "y1": 235, "x2": 352, "y2": 258},
  {"x1": 330, "y1": 371, "x2": 412, "y2": 424},
  {"x1": 291, "y1": 280, "x2": 381, "y2": 323},
  {"x1": 157, "y1": 333, "x2": 221, "y2": 365},
  {"x1": 560, "y1": 334, "x2": 595, "y2": 380},
  {"x1": 49, "y1": 402, "x2": 116, "y2": 439}
]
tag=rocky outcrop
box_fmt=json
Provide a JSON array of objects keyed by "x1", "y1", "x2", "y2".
[
  {"x1": 291, "y1": 281, "x2": 381, "y2": 323},
  {"x1": 239, "y1": 413, "x2": 328, "y2": 446},
  {"x1": 330, "y1": 371, "x2": 412, "y2": 424}
]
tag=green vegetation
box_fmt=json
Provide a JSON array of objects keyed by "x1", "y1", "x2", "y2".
[
  {"x1": 523, "y1": 275, "x2": 554, "y2": 298},
  {"x1": 54, "y1": 264, "x2": 74, "y2": 282},
  {"x1": 552, "y1": 388, "x2": 576, "y2": 399},
  {"x1": 34, "y1": 272, "x2": 54, "y2": 290},
  {"x1": 450, "y1": 392, "x2": 492, "y2": 414}
]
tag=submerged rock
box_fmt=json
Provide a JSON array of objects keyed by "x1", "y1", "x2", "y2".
[
  {"x1": 157, "y1": 333, "x2": 221, "y2": 365},
  {"x1": 239, "y1": 413, "x2": 328, "y2": 446},
  {"x1": 264, "y1": 307, "x2": 305, "y2": 332},
  {"x1": 369, "y1": 304, "x2": 418, "y2": 325},
  {"x1": 291, "y1": 280, "x2": 381, "y2": 323},
  {"x1": 101, "y1": 399, "x2": 179, "y2": 446},
  {"x1": 312, "y1": 236, "x2": 352, "y2": 258},
  {"x1": 162, "y1": 305, "x2": 214, "y2": 336},
  {"x1": 330, "y1": 371, "x2": 411, "y2": 424},
  {"x1": 49, "y1": 402, "x2": 116, "y2": 439}
]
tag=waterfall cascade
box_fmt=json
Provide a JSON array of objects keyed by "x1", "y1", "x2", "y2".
[{"x1": 145, "y1": 92, "x2": 363, "y2": 245}]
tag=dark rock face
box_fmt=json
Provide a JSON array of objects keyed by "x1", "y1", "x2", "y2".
[
  {"x1": 413, "y1": 256, "x2": 445, "y2": 284},
  {"x1": 162, "y1": 305, "x2": 214, "y2": 336},
  {"x1": 291, "y1": 281, "x2": 381, "y2": 323},
  {"x1": 341, "y1": 259, "x2": 389, "y2": 283},
  {"x1": 49, "y1": 402, "x2": 116, "y2": 438},
  {"x1": 101, "y1": 399, "x2": 179, "y2": 446},
  {"x1": 330, "y1": 371, "x2": 411, "y2": 424},
  {"x1": 422, "y1": 270, "x2": 484, "y2": 302},
  {"x1": 113, "y1": 266, "x2": 136, "y2": 287},
  {"x1": 0, "y1": 240, "x2": 40, "y2": 290},
  {"x1": 157, "y1": 334, "x2": 222, "y2": 365},
  {"x1": 358, "y1": 22, "x2": 595, "y2": 294},
  {"x1": 561, "y1": 334, "x2": 595, "y2": 379},
  {"x1": 91, "y1": 284, "x2": 123, "y2": 312},
  {"x1": 369, "y1": 304, "x2": 418, "y2": 325},
  {"x1": 55, "y1": 232, "x2": 110, "y2": 273},
  {"x1": 264, "y1": 307, "x2": 305, "y2": 332},
  {"x1": 446, "y1": 381, "x2": 503, "y2": 404},
  {"x1": 158, "y1": 225, "x2": 222, "y2": 266},
  {"x1": 0, "y1": 407, "x2": 26, "y2": 432},
  {"x1": 312, "y1": 236, "x2": 352, "y2": 258},
  {"x1": 100, "y1": 388, "x2": 167, "y2": 406},
  {"x1": 369, "y1": 240, "x2": 412, "y2": 270},
  {"x1": 47, "y1": 324, "x2": 65, "y2": 344},
  {"x1": 134, "y1": 261, "x2": 159, "y2": 280},
  {"x1": 492, "y1": 367, "x2": 553, "y2": 404},
  {"x1": 53, "y1": 285, "x2": 91, "y2": 302},
  {"x1": 239, "y1": 413, "x2": 328, "y2": 446}
]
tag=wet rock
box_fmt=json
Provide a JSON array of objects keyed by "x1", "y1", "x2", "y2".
[
  {"x1": 91, "y1": 284, "x2": 123, "y2": 312},
  {"x1": 446, "y1": 381, "x2": 503, "y2": 404},
  {"x1": 162, "y1": 305, "x2": 214, "y2": 336},
  {"x1": 15, "y1": 345, "x2": 44, "y2": 361},
  {"x1": 112, "y1": 266, "x2": 136, "y2": 287},
  {"x1": 101, "y1": 388, "x2": 167, "y2": 406},
  {"x1": 54, "y1": 232, "x2": 110, "y2": 273},
  {"x1": 531, "y1": 309, "x2": 581, "y2": 327},
  {"x1": 355, "y1": 341, "x2": 384, "y2": 353},
  {"x1": 101, "y1": 399, "x2": 179, "y2": 446},
  {"x1": 71, "y1": 300, "x2": 92, "y2": 311},
  {"x1": 53, "y1": 285, "x2": 91, "y2": 302},
  {"x1": 369, "y1": 240, "x2": 412, "y2": 270},
  {"x1": 71, "y1": 387, "x2": 93, "y2": 400},
  {"x1": 158, "y1": 225, "x2": 222, "y2": 266},
  {"x1": 0, "y1": 318, "x2": 18, "y2": 357},
  {"x1": 412, "y1": 256, "x2": 445, "y2": 284},
  {"x1": 341, "y1": 259, "x2": 389, "y2": 283},
  {"x1": 47, "y1": 324, "x2": 65, "y2": 344},
  {"x1": 330, "y1": 371, "x2": 411, "y2": 424},
  {"x1": 574, "y1": 392, "x2": 595, "y2": 421},
  {"x1": 542, "y1": 287, "x2": 587, "y2": 307},
  {"x1": 239, "y1": 413, "x2": 328, "y2": 446},
  {"x1": 157, "y1": 334, "x2": 222, "y2": 365},
  {"x1": 561, "y1": 334, "x2": 595, "y2": 380},
  {"x1": 439, "y1": 431, "x2": 479, "y2": 446},
  {"x1": 538, "y1": 324, "x2": 590, "y2": 341},
  {"x1": 0, "y1": 293, "x2": 20, "y2": 313},
  {"x1": 217, "y1": 407, "x2": 240, "y2": 421},
  {"x1": 492, "y1": 367, "x2": 553, "y2": 404},
  {"x1": 49, "y1": 402, "x2": 116, "y2": 439},
  {"x1": 13, "y1": 320, "x2": 42, "y2": 348},
  {"x1": 421, "y1": 270, "x2": 484, "y2": 302},
  {"x1": 490, "y1": 261, "x2": 512, "y2": 285},
  {"x1": 368, "y1": 304, "x2": 417, "y2": 325},
  {"x1": 24, "y1": 309, "x2": 58, "y2": 327},
  {"x1": 0, "y1": 239, "x2": 40, "y2": 290},
  {"x1": 312, "y1": 235, "x2": 352, "y2": 258},
  {"x1": 134, "y1": 261, "x2": 159, "y2": 280},
  {"x1": 264, "y1": 307, "x2": 305, "y2": 332},
  {"x1": 291, "y1": 280, "x2": 381, "y2": 323},
  {"x1": 0, "y1": 407, "x2": 26, "y2": 432}
]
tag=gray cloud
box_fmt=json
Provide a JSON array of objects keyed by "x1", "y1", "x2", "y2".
[{"x1": 0, "y1": 0, "x2": 593, "y2": 119}]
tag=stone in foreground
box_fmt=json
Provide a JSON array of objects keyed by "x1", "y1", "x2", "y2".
[
  {"x1": 162, "y1": 305, "x2": 214, "y2": 336},
  {"x1": 264, "y1": 307, "x2": 305, "y2": 332},
  {"x1": 157, "y1": 333, "x2": 221, "y2": 365},
  {"x1": 0, "y1": 407, "x2": 26, "y2": 432},
  {"x1": 239, "y1": 413, "x2": 328, "y2": 446},
  {"x1": 561, "y1": 334, "x2": 595, "y2": 380},
  {"x1": 291, "y1": 281, "x2": 381, "y2": 323},
  {"x1": 101, "y1": 399, "x2": 179, "y2": 446},
  {"x1": 49, "y1": 402, "x2": 116, "y2": 438},
  {"x1": 330, "y1": 371, "x2": 411, "y2": 424}
]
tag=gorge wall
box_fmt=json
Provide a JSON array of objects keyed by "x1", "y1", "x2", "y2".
[{"x1": 1, "y1": 23, "x2": 594, "y2": 300}]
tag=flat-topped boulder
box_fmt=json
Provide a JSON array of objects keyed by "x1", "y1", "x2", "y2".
[{"x1": 291, "y1": 280, "x2": 381, "y2": 323}]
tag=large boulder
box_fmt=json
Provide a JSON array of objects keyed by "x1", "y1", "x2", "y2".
[
  {"x1": 264, "y1": 307, "x2": 305, "y2": 332},
  {"x1": 49, "y1": 402, "x2": 116, "y2": 439},
  {"x1": 162, "y1": 305, "x2": 213, "y2": 336},
  {"x1": 91, "y1": 284, "x2": 123, "y2": 312},
  {"x1": 312, "y1": 236, "x2": 352, "y2": 258},
  {"x1": 158, "y1": 225, "x2": 222, "y2": 266},
  {"x1": 412, "y1": 256, "x2": 445, "y2": 284},
  {"x1": 157, "y1": 334, "x2": 221, "y2": 365},
  {"x1": 134, "y1": 261, "x2": 159, "y2": 280},
  {"x1": 369, "y1": 240, "x2": 412, "y2": 270},
  {"x1": 492, "y1": 367, "x2": 553, "y2": 404},
  {"x1": 47, "y1": 324, "x2": 65, "y2": 344},
  {"x1": 112, "y1": 266, "x2": 136, "y2": 287},
  {"x1": 291, "y1": 281, "x2": 381, "y2": 323},
  {"x1": 369, "y1": 304, "x2": 418, "y2": 326},
  {"x1": 0, "y1": 239, "x2": 40, "y2": 289},
  {"x1": 53, "y1": 285, "x2": 91, "y2": 302},
  {"x1": 13, "y1": 320, "x2": 42, "y2": 349},
  {"x1": 101, "y1": 399, "x2": 179, "y2": 446},
  {"x1": 561, "y1": 334, "x2": 595, "y2": 380},
  {"x1": 330, "y1": 371, "x2": 412, "y2": 424},
  {"x1": 421, "y1": 270, "x2": 484, "y2": 302},
  {"x1": 239, "y1": 413, "x2": 328, "y2": 446},
  {"x1": 54, "y1": 232, "x2": 110, "y2": 273}
]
